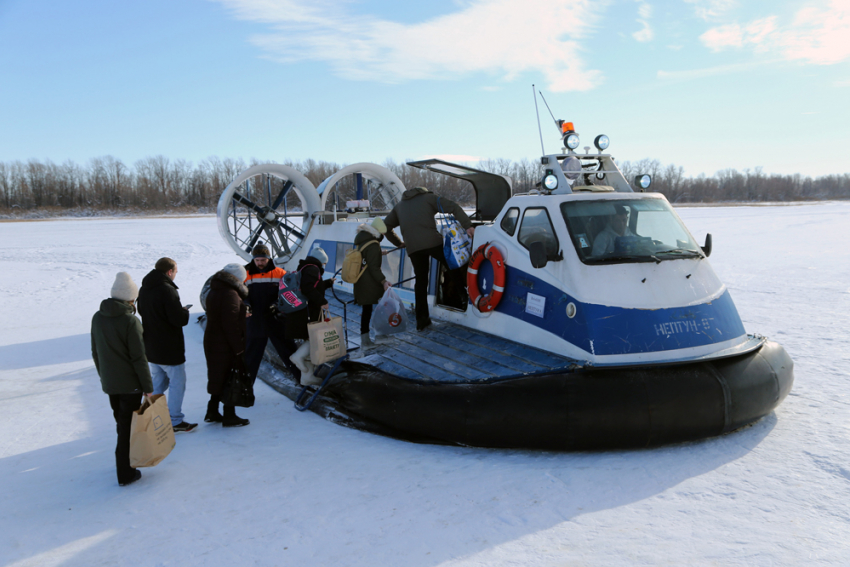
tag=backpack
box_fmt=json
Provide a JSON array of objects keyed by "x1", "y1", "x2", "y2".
[
  {"x1": 341, "y1": 240, "x2": 378, "y2": 284},
  {"x1": 277, "y1": 265, "x2": 320, "y2": 314}
]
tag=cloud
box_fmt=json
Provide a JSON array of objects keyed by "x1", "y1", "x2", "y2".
[
  {"x1": 699, "y1": 0, "x2": 850, "y2": 65},
  {"x1": 211, "y1": 0, "x2": 607, "y2": 92},
  {"x1": 684, "y1": 0, "x2": 738, "y2": 21},
  {"x1": 633, "y1": 20, "x2": 653, "y2": 42},
  {"x1": 779, "y1": 0, "x2": 850, "y2": 65},
  {"x1": 700, "y1": 17, "x2": 777, "y2": 51},
  {"x1": 835, "y1": 79, "x2": 850, "y2": 86},
  {"x1": 632, "y1": 1, "x2": 653, "y2": 42}
]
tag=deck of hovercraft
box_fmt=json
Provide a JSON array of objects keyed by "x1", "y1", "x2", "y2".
[{"x1": 312, "y1": 291, "x2": 580, "y2": 383}]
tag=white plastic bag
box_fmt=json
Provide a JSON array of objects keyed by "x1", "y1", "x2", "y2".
[{"x1": 369, "y1": 288, "x2": 411, "y2": 337}]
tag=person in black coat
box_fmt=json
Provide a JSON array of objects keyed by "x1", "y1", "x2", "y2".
[
  {"x1": 137, "y1": 257, "x2": 195, "y2": 432},
  {"x1": 287, "y1": 248, "x2": 335, "y2": 385},
  {"x1": 203, "y1": 264, "x2": 251, "y2": 427}
]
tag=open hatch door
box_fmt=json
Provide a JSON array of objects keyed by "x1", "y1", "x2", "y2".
[{"x1": 406, "y1": 159, "x2": 512, "y2": 222}]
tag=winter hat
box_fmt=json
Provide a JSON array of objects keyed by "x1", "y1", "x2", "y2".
[
  {"x1": 252, "y1": 242, "x2": 272, "y2": 259},
  {"x1": 309, "y1": 247, "x2": 329, "y2": 265},
  {"x1": 371, "y1": 217, "x2": 387, "y2": 234},
  {"x1": 111, "y1": 272, "x2": 139, "y2": 302},
  {"x1": 222, "y1": 263, "x2": 247, "y2": 282}
]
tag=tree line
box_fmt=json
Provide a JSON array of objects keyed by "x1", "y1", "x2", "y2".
[{"x1": 1, "y1": 155, "x2": 848, "y2": 216}]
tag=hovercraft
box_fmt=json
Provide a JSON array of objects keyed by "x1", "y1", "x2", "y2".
[{"x1": 213, "y1": 123, "x2": 793, "y2": 450}]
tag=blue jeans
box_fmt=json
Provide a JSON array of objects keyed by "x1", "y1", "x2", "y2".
[{"x1": 149, "y1": 363, "x2": 187, "y2": 426}]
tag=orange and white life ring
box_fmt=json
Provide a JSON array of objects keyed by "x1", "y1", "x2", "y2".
[{"x1": 467, "y1": 243, "x2": 506, "y2": 312}]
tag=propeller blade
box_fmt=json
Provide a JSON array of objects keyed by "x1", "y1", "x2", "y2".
[
  {"x1": 263, "y1": 226, "x2": 288, "y2": 257},
  {"x1": 231, "y1": 192, "x2": 265, "y2": 216},
  {"x1": 271, "y1": 180, "x2": 293, "y2": 210},
  {"x1": 278, "y1": 219, "x2": 305, "y2": 239},
  {"x1": 274, "y1": 226, "x2": 292, "y2": 254},
  {"x1": 244, "y1": 225, "x2": 265, "y2": 253}
]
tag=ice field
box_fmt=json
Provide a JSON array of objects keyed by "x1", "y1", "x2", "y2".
[{"x1": 1, "y1": 202, "x2": 849, "y2": 566}]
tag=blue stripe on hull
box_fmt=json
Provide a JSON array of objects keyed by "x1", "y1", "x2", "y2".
[{"x1": 489, "y1": 266, "x2": 746, "y2": 356}]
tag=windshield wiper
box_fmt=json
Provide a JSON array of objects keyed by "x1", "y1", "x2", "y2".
[
  {"x1": 654, "y1": 248, "x2": 703, "y2": 259},
  {"x1": 586, "y1": 254, "x2": 661, "y2": 265}
]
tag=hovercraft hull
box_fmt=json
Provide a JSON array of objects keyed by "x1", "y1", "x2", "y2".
[{"x1": 259, "y1": 330, "x2": 793, "y2": 451}]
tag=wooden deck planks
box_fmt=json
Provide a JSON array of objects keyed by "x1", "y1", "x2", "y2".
[{"x1": 323, "y1": 290, "x2": 576, "y2": 383}]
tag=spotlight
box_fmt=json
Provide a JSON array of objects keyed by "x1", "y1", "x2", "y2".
[
  {"x1": 594, "y1": 135, "x2": 610, "y2": 151},
  {"x1": 634, "y1": 174, "x2": 652, "y2": 190}
]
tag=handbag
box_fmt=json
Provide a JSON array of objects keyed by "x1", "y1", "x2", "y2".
[
  {"x1": 437, "y1": 197, "x2": 472, "y2": 270},
  {"x1": 129, "y1": 394, "x2": 176, "y2": 468},
  {"x1": 369, "y1": 287, "x2": 410, "y2": 336},
  {"x1": 221, "y1": 364, "x2": 255, "y2": 408},
  {"x1": 308, "y1": 306, "x2": 345, "y2": 365}
]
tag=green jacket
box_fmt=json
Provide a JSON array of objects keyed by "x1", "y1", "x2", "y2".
[
  {"x1": 384, "y1": 187, "x2": 471, "y2": 255},
  {"x1": 91, "y1": 298, "x2": 154, "y2": 395},
  {"x1": 353, "y1": 225, "x2": 387, "y2": 306}
]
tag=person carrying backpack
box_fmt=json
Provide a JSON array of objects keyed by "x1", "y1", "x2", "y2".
[
  {"x1": 350, "y1": 217, "x2": 402, "y2": 337},
  {"x1": 286, "y1": 248, "x2": 336, "y2": 385}
]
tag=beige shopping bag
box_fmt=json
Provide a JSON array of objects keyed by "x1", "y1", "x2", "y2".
[
  {"x1": 129, "y1": 394, "x2": 175, "y2": 468},
  {"x1": 308, "y1": 307, "x2": 345, "y2": 365}
]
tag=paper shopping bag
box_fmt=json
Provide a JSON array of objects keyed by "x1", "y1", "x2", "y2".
[
  {"x1": 308, "y1": 308, "x2": 345, "y2": 365},
  {"x1": 129, "y1": 394, "x2": 175, "y2": 468}
]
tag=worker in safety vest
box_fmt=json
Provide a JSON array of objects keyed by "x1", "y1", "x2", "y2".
[{"x1": 243, "y1": 242, "x2": 300, "y2": 380}]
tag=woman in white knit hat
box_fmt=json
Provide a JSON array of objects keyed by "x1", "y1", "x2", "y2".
[
  {"x1": 352, "y1": 217, "x2": 401, "y2": 336},
  {"x1": 91, "y1": 272, "x2": 153, "y2": 486}
]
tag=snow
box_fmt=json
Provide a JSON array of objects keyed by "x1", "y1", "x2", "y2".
[{"x1": 1, "y1": 203, "x2": 849, "y2": 566}]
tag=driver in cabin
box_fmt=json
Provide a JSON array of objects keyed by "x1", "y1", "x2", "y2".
[{"x1": 591, "y1": 204, "x2": 635, "y2": 256}]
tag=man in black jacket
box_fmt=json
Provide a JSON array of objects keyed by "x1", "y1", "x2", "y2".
[
  {"x1": 384, "y1": 187, "x2": 473, "y2": 331},
  {"x1": 137, "y1": 257, "x2": 196, "y2": 432}
]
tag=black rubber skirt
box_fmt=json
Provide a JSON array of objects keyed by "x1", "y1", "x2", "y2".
[{"x1": 264, "y1": 340, "x2": 794, "y2": 450}]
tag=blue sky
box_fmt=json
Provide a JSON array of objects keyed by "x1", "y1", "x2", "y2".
[{"x1": 1, "y1": 0, "x2": 848, "y2": 177}]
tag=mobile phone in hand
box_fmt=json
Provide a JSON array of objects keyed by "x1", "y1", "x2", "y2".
[{"x1": 184, "y1": 304, "x2": 193, "y2": 310}]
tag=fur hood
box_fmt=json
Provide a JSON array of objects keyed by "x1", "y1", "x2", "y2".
[
  {"x1": 356, "y1": 223, "x2": 382, "y2": 239},
  {"x1": 210, "y1": 270, "x2": 249, "y2": 299}
]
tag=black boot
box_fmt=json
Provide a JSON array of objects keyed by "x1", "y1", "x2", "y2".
[
  {"x1": 205, "y1": 396, "x2": 223, "y2": 423},
  {"x1": 222, "y1": 405, "x2": 249, "y2": 427}
]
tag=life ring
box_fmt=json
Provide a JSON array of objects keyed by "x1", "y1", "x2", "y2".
[{"x1": 467, "y1": 243, "x2": 506, "y2": 312}]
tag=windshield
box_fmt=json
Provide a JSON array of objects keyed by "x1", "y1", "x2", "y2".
[{"x1": 560, "y1": 198, "x2": 702, "y2": 264}]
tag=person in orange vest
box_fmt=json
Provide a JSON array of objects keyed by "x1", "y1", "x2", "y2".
[{"x1": 243, "y1": 242, "x2": 300, "y2": 381}]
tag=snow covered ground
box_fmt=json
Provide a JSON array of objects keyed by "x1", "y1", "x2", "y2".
[{"x1": 1, "y1": 202, "x2": 848, "y2": 566}]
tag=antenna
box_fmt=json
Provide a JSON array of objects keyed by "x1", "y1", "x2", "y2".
[
  {"x1": 538, "y1": 90, "x2": 562, "y2": 135},
  {"x1": 532, "y1": 85, "x2": 545, "y2": 155}
]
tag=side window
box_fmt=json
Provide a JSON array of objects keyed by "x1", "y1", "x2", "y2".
[
  {"x1": 500, "y1": 207, "x2": 519, "y2": 236},
  {"x1": 518, "y1": 207, "x2": 559, "y2": 259},
  {"x1": 335, "y1": 242, "x2": 352, "y2": 273}
]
